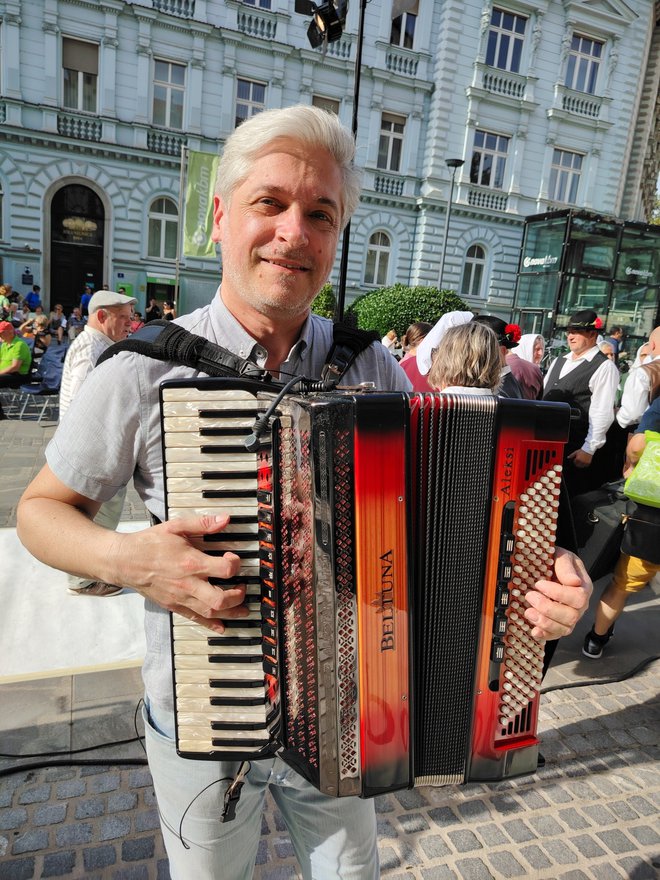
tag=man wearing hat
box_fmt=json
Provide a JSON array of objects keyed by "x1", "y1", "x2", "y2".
[
  {"x1": 0, "y1": 320, "x2": 32, "y2": 418},
  {"x1": 543, "y1": 309, "x2": 619, "y2": 495},
  {"x1": 60, "y1": 289, "x2": 137, "y2": 596}
]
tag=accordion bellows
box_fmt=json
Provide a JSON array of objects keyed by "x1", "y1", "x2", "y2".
[{"x1": 161, "y1": 379, "x2": 570, "y2": 798}]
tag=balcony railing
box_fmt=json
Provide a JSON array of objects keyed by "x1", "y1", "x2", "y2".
[
  {"x1": 385, "y1": 47, "x2": 418, "y2": 78},
  {"x1": 57, "y1": 112, "x2": 102, "y2": 142},
  {"x1": 556, "y1": 85, "x2": 603, "y2": 120},
  {"x1": 237, "y1": 9, "x2": 277, "y2": 39},
  {"x1": 153, "y1": 0, "x2": 195, "y2": 17},
  {"x1": 467, "y1": 186, "x2": 508, "y2": 212},
  {"x1": 482, "y1": 68, "x2": 527, "y2": 100},
  {"x1": 374, "y1": 173, "x2": 405, "y2": 197},
  {"x1": 147, "y1": 129, "x2": 186, "y2": 156}
]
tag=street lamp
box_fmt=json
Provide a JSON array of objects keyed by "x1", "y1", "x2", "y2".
[{"x1": 438, "y1": 158, "x2": 464, "y2": 290}]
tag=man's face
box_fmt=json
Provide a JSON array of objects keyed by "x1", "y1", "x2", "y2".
[
  {"x1": 212, "y1": 138, "x2": 343, "y2": 322},
  {"x1": 532, "y1": 338, "x2": 544, "y2": 365},
  {"x1": 567, "y1": 330, "x2": 597, "y2": 357},
  {"x1": 102, "y1": 305, "x2": 134, "y2": 342}
]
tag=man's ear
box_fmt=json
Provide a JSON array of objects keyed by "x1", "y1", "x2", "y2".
[{"x1": 211, "y1": 195, "x2": 225, "y2": 244}]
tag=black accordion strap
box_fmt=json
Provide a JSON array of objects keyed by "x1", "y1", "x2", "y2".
[
  {"x1": 321, "y1": 323, "x2": 379, "y2": 388},
  {"x1": 96, "y1": 318, "x2": 378, "y2": 389},
  {"x1": 96, "y1": 320, "x2": 270, "y2": 380}
]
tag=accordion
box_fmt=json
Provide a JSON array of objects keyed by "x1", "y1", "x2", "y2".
[{"x1": 160, "y1": 378, "x2": 570, "y2": 798}]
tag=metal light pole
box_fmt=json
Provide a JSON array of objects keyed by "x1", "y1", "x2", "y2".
[
  {"x1": 438, "y1": 158, "x2": 464, "y2": 290},
  {"x1": 335, "y1": 0, "x2": 367, "y2": 322}
]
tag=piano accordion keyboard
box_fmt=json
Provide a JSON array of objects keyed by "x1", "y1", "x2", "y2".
[{"x1": 162, "y1": 386, "x2": 278, "y2": 757}]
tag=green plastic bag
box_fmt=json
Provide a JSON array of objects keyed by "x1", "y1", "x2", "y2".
[{"x1": 624, "y1": 430, "x2": 660, "y2": 508}]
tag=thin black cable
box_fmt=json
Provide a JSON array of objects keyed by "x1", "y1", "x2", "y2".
[{"x1": 0, "y1": 758, "x2": 147, "y2": 779}]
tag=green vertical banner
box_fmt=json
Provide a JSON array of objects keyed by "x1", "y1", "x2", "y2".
[{"x1": 183, "y1": 150, "x2": 219, "y2": 258}]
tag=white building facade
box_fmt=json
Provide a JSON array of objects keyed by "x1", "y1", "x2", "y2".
[{"x1": 0, "y1": 0, "x2": 657, "y2": 317}]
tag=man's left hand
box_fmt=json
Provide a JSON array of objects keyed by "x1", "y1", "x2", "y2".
[
  {"x1": 567, "y1": 449, "x2": 593, "y2": 468},
  {"x1": 524, "y1": 547, "x2": 592, "y2": 641}
]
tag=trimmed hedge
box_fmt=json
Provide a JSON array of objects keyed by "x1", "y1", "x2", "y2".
[
  {"x1": 310, "y1": 283, "x2": 336, "y2": 319},
  {"x1": 346, "y1": 284, "x2": 468, "y2": 337}
]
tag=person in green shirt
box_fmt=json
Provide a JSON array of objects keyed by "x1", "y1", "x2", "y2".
[{"x1": 0, "y1": 320, "x2": 31, "y2": 384}]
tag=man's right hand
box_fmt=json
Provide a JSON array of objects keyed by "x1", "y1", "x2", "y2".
[{"x1": 109, "y1": 513, "x2": 246, "y2": 632}]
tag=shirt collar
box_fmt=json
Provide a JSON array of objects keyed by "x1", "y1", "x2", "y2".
[{"x1": 208, "y1": 290, "x2": 310, "y2": 369}]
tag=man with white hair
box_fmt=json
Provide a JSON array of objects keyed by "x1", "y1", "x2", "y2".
[{"x1": 60, "y1": 288, "x2": 136, "y2": 597}]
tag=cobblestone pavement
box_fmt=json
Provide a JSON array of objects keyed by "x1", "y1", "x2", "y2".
[{"x1": 1, "y1": 420, "x2": 659, "y2": 879}]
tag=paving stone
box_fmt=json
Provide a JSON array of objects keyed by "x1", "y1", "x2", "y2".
[
  {"x1": 569, "y1": 833, "x2": 607, "y2": 858},
  {"x1": 393, "y1": 788, "x2": 430, "y2": 810},
  {"x1": 519, "y1": 843, "x2": 553, "y2": 870},
  {"x1": 421, "y1": 866, "x2": 457, "y2": 880},
  {"x1": 528, "y1": 814, "x2": 564, "y2": 836},
  {"x1": 397, "y1": 812, "x2": 429, "y2": 834},
  {"x1": 108, "y1": 791, "x2": 139, "y2": 813},
  {"x1": 596, "y1": 828, "x2": 637, "y2": 854},
  {"x1": 55, "y1": 822, "x2": 94, "y2": 846},
  {"x1": 502, "y1": 818, "x2": 536, "y2": 842},
  {"x1": 0, "y1": 807, "x2": 28, "y2": 831},
  {"x1": 378, "y1": 846, "x2": 400, "y2": 870},
  {"x1": 428, "y1": 806, "x2": 461, "y2": 828},
  {"x1": 128, "y1": 768, "x2": 153, "y2": 789},
  {"x1": 447, "y1": 829, "x2": 482, "y2": 853},
  {"x1": 100, "y1": 814, "x2": 132, "y2": 841},
  {"x1": 0, "y1": 858, "x2": 36, "y2": 880},
  {"x1": 419, "y1": 836, "x2": 452, "y2": 860},
  {"x1": 42, "y1": 850, "x2": 77, "y2": 877},
  {"x1": 111, "y1": 866, "x2": 149, "y2": 879},
  {"x1": 56, "y1": 778, "x2": 87, "y2": 799},
  {"x1": 376, "y1": 819, "x2": 397, "y2": 839},
  {"x1": 122, "y1": 836, "x2": 156, "y2": 861},
  {"x1": 557, "y1": 806, "x2": 590, "y2": 830},
  {"x1": 456, "y1": 799, "x2": 489, "y2": 820},
  {"x1": 273, "y1": 837, "x2": 295, "y2": 858},
  {"x1": 75, "y1": 797, "x2": 106, "y2": 819},
  {"x1": 18, "y1": 784, "x2": 51, "y2": 804},
  {"x1": 12, "y1": 828, "x2": 49, "y2": 854},
  {"x1": 134, "y1": 807, "x2": 161, "y2": 833},
  {"x1": 475, "y1": 823, "x2": 508, "y2": 847},
  {"x1": 487, "y1": 850, "x2": 527, "y2": 877},
  {"x1": 542, "y1": 838, "x2": 579, "y2": 864},
  {"x1": 628, "y1": 824, "x2": 660, "y2": 846},
  {"x1": 89, "y1": 773, "x2": 121, "y2": 794},
  {"x1": 453, "y1": 856, "x2": 493, "y2": 879},
  {"x1": 33, "y1": 803, "x2": 67, "y2": 826},
  {"x1": 83, "y1": 844, "x2": 117, "y2": 870}
]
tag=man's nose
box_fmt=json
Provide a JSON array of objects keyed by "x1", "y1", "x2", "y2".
[{"x1": 275, "y1": 207, "x2": 309, "y2": 246}]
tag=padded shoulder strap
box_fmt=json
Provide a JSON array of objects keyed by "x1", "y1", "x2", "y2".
[
  {"x1": 96, "y1": 320, "x2": 270, "y2": 380},
  {"x1": 321, "y1": 323, "x2": 379, "y2": 388}
]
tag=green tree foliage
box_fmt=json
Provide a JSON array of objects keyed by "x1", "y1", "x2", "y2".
[
  {"x1": 310, "y1": 283, "x2": 336, "y2": 319},
  {"x1": 346, "y1": 284, "x2": 468, "y2": 337}
]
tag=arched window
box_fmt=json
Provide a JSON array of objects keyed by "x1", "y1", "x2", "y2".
[
  {"x1": 148, "y1": 197, "x2": 178, "y2": 260},
  {"x1": 364, "y1": 231, "x2": 391, "y2": 286},
  {"x1": 460, "y1": 244, "x2": 487, "y2": 297}
]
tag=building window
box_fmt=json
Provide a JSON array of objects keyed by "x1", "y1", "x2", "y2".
[
  {"x1": 470, "y1": 130, "x2": 509, "y2": 189},
  {"x1": 62, "y1": 38, "x2": 98, "y2": 113},
  {"x1": 148, "y1": 197, "x2": 178, "y2": 260},
  {"x1": 564, "y1": 34, "x2": 602, "y2": 94},
  {"x1": 235, "y1": 79, "x2": 266, "y2": 128},
  {"x1": 460, "y1": 244, "x2": 487, "y2": 298},
  {"x1": 377, "y1": 114, "x2": 405, "y2": 172},
  {"x1": 153, "y1": 60, "x2": 185, "y2": 130},
  {"x1": 549, "y1": 149, "x2": 583, "y2": 204},
  {"x1": 244, "y1": 0, "x2": 271, "y2": 7},
  {"x1": 486, "y1": 7, "x2": 527, "y2": 73},
  {"x1": 364, "y1": 231, "x2": 391, "y2": 286},
  {"x1": 312, "y1": 95, "x2": 340, "y2": 115},
  {"x1": 390, "y1": 0, "x2": 418, "y2": 49}
]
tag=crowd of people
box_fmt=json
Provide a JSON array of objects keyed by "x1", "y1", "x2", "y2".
[
  {"x1": 0, "y1": 281, "x2": 173, "y2": 421},
  {"x1": 388, "y1": 309, "x2": 659, "y2": 664}
]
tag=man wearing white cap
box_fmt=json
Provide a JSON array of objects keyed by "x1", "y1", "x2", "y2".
[{"x1": 60, "y1": 289, "x2": 137, "y2": 597}]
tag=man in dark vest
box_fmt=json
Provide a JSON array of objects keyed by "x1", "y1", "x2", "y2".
[{"x1": 544, "y1": 309, "x2": 619, "y2": 496}]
